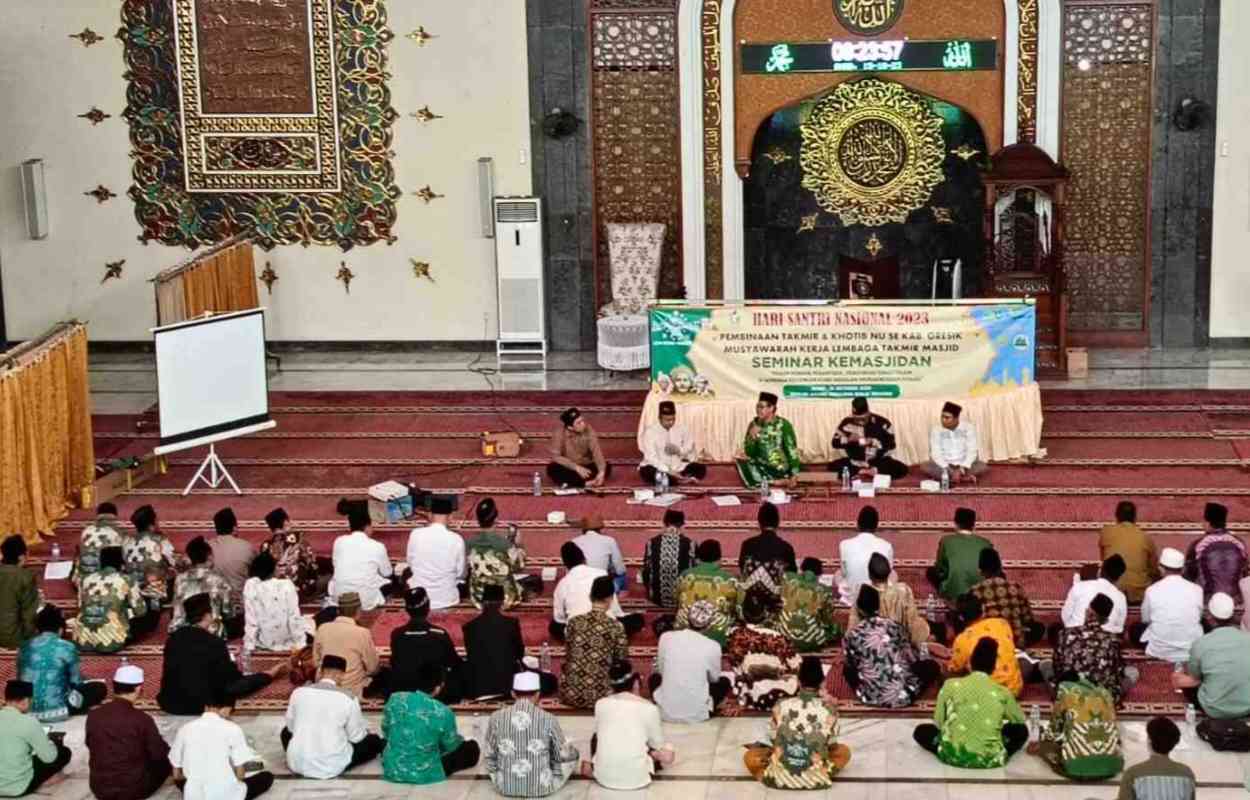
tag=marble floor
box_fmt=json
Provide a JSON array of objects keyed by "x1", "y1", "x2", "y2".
[
  {"x1": 34, "y1": 712, "x2": 1250, "y2": 799},
  {"x1": 87, "y1": 347, "x2": 1250, "y2": 415}
]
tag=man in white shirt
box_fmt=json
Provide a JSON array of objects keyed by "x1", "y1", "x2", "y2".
[
  {"x1": 406, "y1": 496, "x2": 467, "y2": 610},
  {"x1": 923, "y1": 401, "x2": 988, "y2": 483},
  {"x1": 1131, "y1": 548, "x2": 1205, "y2": 663},
  {"x1": 169, "y1": 689, "x2": 273, "y2": 800},
  {"x1": 550, "y1": 542, "x2": 641, "y2": 640},
  {"x1": 282, "y1": 655, "x2": 384, "y2": 779},
  {"x1": 837, "y1": 506, "x2": 894, "y2": 606},
  {"x1": 638, "y1": 400, "x2": 707, "y2": 485},
  {"x1": 329, "y1": 508, "x2": 394, "y2": 612},
  {"x1": 1056, "y1": 555, "x2": 1128, "y2": 638},
  {"x1": 584, "y1": 661, "x2": 674, "y2": 790},
  {"x1": 571, "y1": 514, "x2": 626, "y2": 591},
  {"x1": 649, "y1": 601, "x2": 730, "y2": 723}
]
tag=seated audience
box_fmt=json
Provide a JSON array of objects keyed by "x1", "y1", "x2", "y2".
[
  {"x1": 726, "y1": 588, "x2": 801, "y2": 711},
  {"x1": 0, "y1": 536, "x2": 37, "y2": 649},
  {"x1": 283, "y1": 655, "x2": 385, "y2": 779},
  {"x1": 158, "y1": 593, "x2": 284, "y2": 714},
  {"x1": 260, "y1": 507, "x2": 320, "y2": 599},
  {"x1": 638, "y1": 400, "x2": 708, "y2": 485},
  {"x1": 584, "y1": 661, "x2": 674, "y2": 790},
  {"x1": 329, "y1": 507, "x2": 395, "y2": 613},
  {"x1": 838, "y1": 506, "x2": 893, "y2": 606},
  {"x1": 641, "y1": 509, "x2": 696, "y2": 611},
  {"x1": 1118, "y1": 717, "x2": 1195, "y2": 800},
  {"x1": 406, "y1": 495, "x2": 466, "y2": 610},
  {"x1": 914, "y1": 637, "x2": 1028, "y2": 768},
  {"x1": 738, "y1": 502, "x2": 797, "y2": 612},
  {"x1": 1030, "y1": 672, "x2": 1124, "y2": 780},
  {"x1": 243, "y1": 551, "x2": 308, "y2": 653},
  {"x1": 19, "y1": 605, "x2": 106, "y2": 722},
  {"x1": 737, "y1": 391, "x2": 801, "y2": 489},
  {"x1": 674, "y1": 539, "x2": 741, "y2": 645},
  {"x1": 927, "y1": 507, "x2": 992, "y2": 603},
  {"x1": 1057, "y1": 555, "x2": 1128, "y2": 639},
  {"x1": 650, "y1": 601, "x2": 730, "y2": 723},
  {"x1": 382, "y1": 663, "x2": 480, "y2": 784},
  {"x1": 829, "y1": 396, "x2": 908, "y2": 480},
  {"x1": 844, "y1": 585, "x2": 940, "y2": 708},
  {"x1": 848, "y1": 553, "x2": 932, "y2": 646},
  {"x1": 313, "y1": 592, "x2": 382, "y2": 698},
  {"x1": 550, "y1": 543, "x2": 641, "y2": 640},
  {"x1": 169, "y1": 535, "x2": 231, "y2": 636},
  {"x1": 465, "y1": 584, "x2": 556, "y2": 699},
  {"x1": 746, "y1": 657, "x2": 850, "y2": 789},
  {"x1": 123, "y1": 505, "x2": 179, "y2": 622},
  {"x1": 924, "y1": 401, "x2": 988, "y2": 482},
  {"x1": 1171, "y1": 592, "x2": 1250, "y2": 719},
  {"x1": 85, "y1": 665, "x2": 171, "y2": 800},
  {"x1": 1130, "y1": 547, "x2": 1204, "y2": 664},
  {"x1": 971, "y1": 548, "x2": 1045, "y2": 647},
  {"x1": 547, "y1": 407, "x2": 610, "y2": 488},
  {"x1": 389, "y1": 588, "x2": 464, "y2": 702},
  {"x1": 74, "y1": 502, "x2": 126, "y2": 585},
  {"x1": 778, "y1": 557, "x2": 840, "y2": 651},
  {"x1": 1184, "y1": 502, "x2": 1247, "y2": 599},
  {"x1": 0, "y1": 680, "x2": 71, "y2": 796},
  {"x1": 1049, "y1": 594, "x2": 1135, "y2": 705},
  {"x1": 484, "y1": 672, "x2": 580, "y2": 797},
  {"x1": 170, "y1": 688, "x2": 273, "y2": 800},
  {"x1": 571, "y1": 513, "x2": 627, "y2": 591},
  {"x1": 560, "y1": 576, "x2": 630, "y2": 709},
  {"x1": 467, "y1": 498, "x2": 538, "y2": 610},
  {"x1": 209, "y1": 507, "x2": 255, "y2": 639},
  {"x1": 1100, "y1": 501, "x2": 1159, "y2": 603},
  {"x1": 74, "y1": 545, "x2": 153, "y2": 652},
  {"x1": 948, "y1": 593, "x2": 1023, "y2": 696}
]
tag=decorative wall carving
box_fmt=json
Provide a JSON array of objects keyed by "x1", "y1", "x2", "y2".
[
  {"x1": 701, "y1": 0, "x2": 724, "y2": 298},
  {"x1": 590, "y1": 2, "x2": 683, "y2": 308},
  {"x1": 832, "y1": 0, "x2": 905, "y2": 36},
  {"x1": 1016, "y1": 0, "x2": 1039, "y2": 143},
  {"x1": 1060, "y1": 2, "x2": 1153, "y2": 332}
]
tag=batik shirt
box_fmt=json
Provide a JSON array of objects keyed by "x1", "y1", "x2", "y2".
[
  {"x1": 381, "y1": 690, "x2": 463, "y2": 784},
  {"x1": 74, "y1": 567, "x2": 144, "y2": 653},
  {"x1": 260, "y1": 532, "x2": 319, "y2": 597},
  {"x1": 740, "y1": 416, "x2": 801, "y2": 486},
  {"x1": 467, "y1": 530, "x2": 528, "y2": 610},
  {"x1": 933, "y1": 671, "x2": 1027, "y2": 769},
  {"x1": 971, "y1": 576, "x2": 1038, "y2": 647},
  {"x1": 726, "y1": 624, "x2": 801, "y2": 710},
  {"x1": 75, "y1": 515, "x2": 125, "y2": 584},
  {"x1": 123, "y1": 530, "x2": 178, "y2": 613},
  {"x1": 559, "y1": 610, "x2": 629, "y2": 709},
  {"x1": 1054, "y1": 619, "x2": 1127, "y2": 704},
  {"x1": 762, "y1": 690, "x2": 842, "y2": 790},
  {"x1": 641, "y1": 529, "x2": 695, "y2": 608},
  {"x1": 1184, "y1": 530, "x2": 1248, "y2": 599},
  {"x1": 843, "y1": 616, "x2": 922, "y2": 708},
  {"x1": 484, "y1": 700, "x2": 579, "y2": 797},
  {"x1": 17, "y1": 633, "x2": 82, "y2": 722},
  {"x1": 778, "y1": 570, "x2": 839, "y2": 651},
  {"x1": 1043, "y1": 679, "x2": 1124, "y2": 779},
  {"x1": 168, "y1": 565, "x2": 232, "y2": 636},
  {"x1": 673, "y1": 562, "x2": 741, "y2": 645}
]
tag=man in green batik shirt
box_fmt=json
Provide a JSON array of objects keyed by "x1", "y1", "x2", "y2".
[
  {"x1": 673, "y1": 541, "x2": 742, "y2": 646},
  {"x1": 737, "y1": 392, "x2": 802, "y2": 489},
  {"x1": 779, "y1": 558, "x2": 841, "y2": 651},
  {"x1": 1030, "y1": 674, "x2": 1124, "y2": 780}
]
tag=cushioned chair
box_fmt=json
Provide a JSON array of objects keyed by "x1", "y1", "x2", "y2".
[{"x1": 597, "y1": 222, "x2": 665, "y2": 371}]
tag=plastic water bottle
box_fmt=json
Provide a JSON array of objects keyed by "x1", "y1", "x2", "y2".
[
  {"x1": 1185, "y1": 703, "x2": 1197, "y2": 736},
  {"x1": 940, "y1": 468, "x2": 950, "y2": 492},
  {"x1": 841, "y1": 466, "x2": 851, "y2": 492},
  {"x1": 925, "y1": 594, "x2": 938, "y2": 623},
  {"x1": 239, "y1": 646, "x2": 252, "y2": 674},
  {"x1": 1029, "y1": 704, "x2": 1041, "y2": 737},
  {"x1": 540, "y1": 641, "x2": 552, "y2": 673},
  {"x1": 760, "y1": 477, "x2": 770, "y2": 502},
  {"x1": 532, "y1": 472, "x2": 542, "y2": 496},
  {"x1": 472, "y1": 712, "x2": 484, "y2": 740},
  {"x1": 50, "y1": 542, "x2": 61, "y2": 561}
]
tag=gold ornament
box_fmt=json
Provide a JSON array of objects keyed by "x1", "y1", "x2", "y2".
[
  {"x1": 259, "y1": 262, "x2": 278, "y2": 294},
  {"x1": 799, "y1": 78, "x2": 944, "y2": 228},
  {"x1": 79, "y1": 106, "x2": 111, "y2": 125},
  {"x1": 931, "y1": 206, "x2": 953, "y2": 223},
  {"x1": 763, "y1": 148, "x2": 792, "y2": 165},
  {"x1": 336, "y1": 262, "x2": 355, "y2": 293},
  {"x1": 410, "y1": 259, "x2": 435, "y2": 282},
  {"x1": 101, "y1": 259, "x2": 125, "y2": 283},
  {"x1": 411, "y1": 106, "x2": 444, "y2": 123},
  {"x1": 406, "y1": 26, "x2": 436, "y2": 46},
  {"x1": 950, "y1": 143, "x2": 982, "y2": 161},
  {"x1": 85, "y1": 185, "x2": 116, "y2": 203},
  {"x1": 70, "y1": 28, "x2": 104, "y2": 46},
  {"x1": 864, "y1": 233, "x2": 884, "y2": 258},
  {"x1": 833, "y1": 0, "x2": 905, "y2": 36},
  {"x1": 796, "y1": 213, "x2": 818, "y2": 234},
  {"x1": 413, "y1": 185, "x2": 444, "y2": 204}
]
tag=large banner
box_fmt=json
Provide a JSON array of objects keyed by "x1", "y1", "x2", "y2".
[{"x1": 649, "y1": 303, "x2": 1036, "y2": 400}]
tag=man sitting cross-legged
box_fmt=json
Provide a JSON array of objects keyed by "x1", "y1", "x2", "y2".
[
  {"x1": 673, "y1": 539, "x2": 741, "y2": 646},
  {"x1": 560, "y1": 576, "x2": 631, "y2": 710},
  {"x1": 85, "y1": 664, "x2": 171, "y2": 800},
  {"x1": 971, "y1": 548, "x2": 1045, "y2": 647},
  {"x1": 1118, "y1": 717, "x2": 1195, "y2": 800},
  {"x1": 1043, "y1": 593, "x2": 1137, "y2": 705},
  {"x1": 1028, "y1": 670, "x2": 1124, "y2": 781},
  {"x1": 582, "y1": 660, "x2": 675, "y2": 791},
  {"x1": 484, "y1": 672, "x2": 580, "y2": 797},
  {"x1": 746, "y1": 656, "x2": 851, "y2": 789},
  {"x1": 638, "y1": 400, "x2": 708, "y2": 486},
  {"x1": 282, "y1": 655, "x2": 385, "y2": 780},
  {"x1": 726, "y1": 588, "x2": 802, "y2": 711},
  {"x1": 844, "y1": 585, "x2": 941, "y2": 709},
  {"x1": 0, "y1": 680, "x2": 71, "y2": 796},
  {"x1": 947, "y1": 593, "x2": 1023, "y2": 696},
  {"x1": 650, "y1": 601, "x2": 731, "y2": 723},
  {"x1": 778, "y1": 557, "x2": 840, "y2": 652}
]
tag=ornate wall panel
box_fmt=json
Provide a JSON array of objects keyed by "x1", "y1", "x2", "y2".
[
  {"x1": 590, "y1": 2, "x2": 684, "y2": 308},
  {"x1": 120, "y1": 0, "x2": 399, "y2": 249},
  {"x1": 701, "y1": 0, "x2": 724, "y2": 299},
  {"x1": 1016, "y1": 0, "x2": 1039, "y2": 142},
  {"x1": 1060, "y1": 2, "x2": 1153, "y2": 332}
]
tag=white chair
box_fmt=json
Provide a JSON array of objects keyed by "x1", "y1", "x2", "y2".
[{"x1": 596, "y1": 222, "x2": 665, "y2": 371}]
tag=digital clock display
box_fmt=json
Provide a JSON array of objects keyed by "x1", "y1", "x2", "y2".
[{"x1": 742, "y1": 39, "x2": 997, "y2": 75}]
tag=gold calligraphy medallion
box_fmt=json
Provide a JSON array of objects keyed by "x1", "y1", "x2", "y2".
[{"x1": 833, "y1": 0, "x2": 904, "y2": 36}]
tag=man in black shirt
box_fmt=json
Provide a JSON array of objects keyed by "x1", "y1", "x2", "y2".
[
  {"x1": 737, "y1": 503, "x2": 797, "y2": 610},
  {"x1": 829, "y1": 397, "x2": 909, "y2": 480},
  {"x1": 463, "y1": 584, "x2": 558, "y2": 699},
  {"x1": 388, "y1": 588, "x2": 465, "y2": 703}
]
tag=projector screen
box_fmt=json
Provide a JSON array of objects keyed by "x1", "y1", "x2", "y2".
[{"x1": 152, "y1": 308, "x2": 274, "y2": 455}]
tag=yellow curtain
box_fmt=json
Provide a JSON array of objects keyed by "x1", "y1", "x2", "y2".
[
  {"x1": 0, "y1": 325, "x2": 94, "y2": 543},
  {"x1": 181, "y1": 242, "x2": 259, "y2": 318}
]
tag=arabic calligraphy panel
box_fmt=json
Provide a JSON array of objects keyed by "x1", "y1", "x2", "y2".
[{"x1": 833, "y1": 0, "x2": 905, "y2": 36}]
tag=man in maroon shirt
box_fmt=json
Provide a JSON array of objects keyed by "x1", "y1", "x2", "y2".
[{"x1": 85, "y1": 664, "x2": 171, "y2": 800}]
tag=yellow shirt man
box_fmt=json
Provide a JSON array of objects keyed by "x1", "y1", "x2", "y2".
[{"x1": 949, "y1": 617, "x2": 1022, "y2": 696}]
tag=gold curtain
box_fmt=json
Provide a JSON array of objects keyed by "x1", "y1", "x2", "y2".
[
  {"x1": 181, "y1": 242, "x2": 259, "y2": 318},
  {"x1": 0, "y1": 324, "x2": 94, "y2": 543}
]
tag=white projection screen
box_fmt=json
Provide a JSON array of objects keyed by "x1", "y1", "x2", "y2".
[{"x1": 152, "y1": 308, "x2": 275, "y2": 455}]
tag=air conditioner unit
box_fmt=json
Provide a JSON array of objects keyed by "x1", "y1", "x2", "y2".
[{"x1": 493, "y1": 197, "x2": 547, "y2": 370}]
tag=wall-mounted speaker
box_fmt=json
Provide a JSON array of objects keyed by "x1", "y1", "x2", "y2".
[
  {"x1": 19, "y1": 159, "x2": 48, "y2": 240},
  {"x1": 478, "y1": 157, "x2": 495, "y2": 238}
]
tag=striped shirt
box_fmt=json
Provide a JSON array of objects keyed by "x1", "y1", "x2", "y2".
[
  {"x1": 1117, "y1": 754, "x2": 1195, "y2": 800},
  {"x1": 484, "y1": 700, "x2": 579, "y2": 797}
]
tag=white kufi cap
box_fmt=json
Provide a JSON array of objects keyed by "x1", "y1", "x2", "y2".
[
  {"x1": 512, "y1": 672, "x2": 542, "y2": 693},
  {"x1": 114, "y1": 664, "x2": 145, "y2": 684},
  {"x1": 1208, "y1": 592, "x2": 1236, "y2": 621},
  {"x1": 1158, "y1": 548, "x2": 1185, "y2": 570}
]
